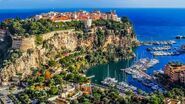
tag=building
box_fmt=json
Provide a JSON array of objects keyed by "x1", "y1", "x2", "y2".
[
  {"x1": 60, "y1": 84, "x2": 76, "y2": 98},
  {"x1": 80, "y1": 83, "x2": 92, "y2": 95},
  {"x1": 12, "y1": 36, "x2": 22, "y2": 49},
  {"x1": 84, "y1": 19, "x2": 92, "y2": 28},
  {"x1": 0, "y1": 95, "x2": 14, "y2": 104},
  {"x1": 164, "y1": 62, "x2": 185, "y2": 83}
]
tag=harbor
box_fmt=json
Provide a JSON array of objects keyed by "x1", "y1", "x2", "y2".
[
  {"x1": 143, "y1": 40, "x2": 185, "y2": 56},
  {"x1": 98, "y1": 58, "x2": 163, "y2": 93},
  {"x1": 120, "y1": 58, "x2": 164, "y2": 91}
]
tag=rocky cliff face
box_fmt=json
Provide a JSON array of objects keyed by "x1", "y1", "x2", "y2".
[{"x1": 0, "y1": 26, "x2": 138, "y2": 84}]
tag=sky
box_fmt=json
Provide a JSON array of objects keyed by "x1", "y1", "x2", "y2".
[{"x1": 0, "y1": 0, "x2": 185, "y2": 9}]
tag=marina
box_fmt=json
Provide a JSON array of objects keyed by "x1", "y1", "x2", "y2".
[
  {"x1": 119, "y1": 58, "x2": 165, "y2": 91},
  {"x1": 119, "y1": 58, "x2": 164, "y2": 91},
  {"x1": 121, "y1": 58, "x2": 159, "y2": 75},
  {"x1": 100, "y1": 58, "x2": 163, "y2": 92}
]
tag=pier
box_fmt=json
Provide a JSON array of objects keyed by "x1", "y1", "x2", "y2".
[
  {"x1": 146, "y1": 46, "x2": 172, "y2": 51},
  {"x1": 87, "y1": 75, "x2": 95, "y2": 79},
  {"x1": 121, "y1": 58, "x2": 159, "y2": 79},
  {"x1": 151, "y1": 51, "x2": 180, "y2": 56},
  {"x1": 141, "y1": 40, "x2": 176, "y2": 46}
]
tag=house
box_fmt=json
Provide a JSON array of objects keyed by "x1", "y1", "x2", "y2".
[
  {"x1": 60, "y1": 84, "x2": 76, "y2": 98},
  {"x1": 80, "y1": 83, "x2": 92, "y2": 95}
]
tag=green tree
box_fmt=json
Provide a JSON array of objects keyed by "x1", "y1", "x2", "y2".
[
  {"x1": 35, "y1": 35, "x2": 43, "y2": 45},
  {"x1": 49, "y1": 86, "x2": 59, "y2": 95}
]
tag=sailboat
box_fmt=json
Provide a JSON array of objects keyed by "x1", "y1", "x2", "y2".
[{"x1": 101, "y1": 64, "x2": 118, "y2": 87}]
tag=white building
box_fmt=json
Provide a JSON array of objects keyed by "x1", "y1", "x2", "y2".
[{"x1": 84, "y1": 19, "x2": 92, "y2": 28}]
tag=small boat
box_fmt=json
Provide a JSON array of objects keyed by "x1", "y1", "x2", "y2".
[
  {"x1": 130, "y1": 85, "x2": 137, "y2": 91},
  {"x1": 151, "y1": 85, "x2": 159, "y2": 90},
  {"x1": 147, "y1": 59, "x2": 159, "y2": 68},
  {"x1": 176, "y1": 35, "x2": 185, "y2": 39},
  {"x1": 101, "y1": 77, "x2": 118, "y2": 87}
]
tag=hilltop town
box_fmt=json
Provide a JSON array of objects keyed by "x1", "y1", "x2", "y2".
[{"x1": 34, "y1": 10, "x2": 121, "y2": 22}]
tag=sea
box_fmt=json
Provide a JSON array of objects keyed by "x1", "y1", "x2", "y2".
[{"x1": 1, "y1": 8, "x2": 185, "y2": 92}]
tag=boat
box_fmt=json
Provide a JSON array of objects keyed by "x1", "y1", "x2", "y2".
[
  {"x1": 116, "y1": 82, "x2": 137, "y2": 91},
  {"x1": 130, "y1": 85, "x2": 137, "y2": 91},
  {"x1": 141, "y1": 40, "x2": 176, "y2": 46},
  {"x1": 117, "y1": 82, "x2": 129, "y2": 88},
  {"x1": 132, "y1": 74, "x2": 142, "y2": 79},
  {"x1": 151, "y1": 85, "x2": 159, "y2": 90},
  {"x1": 146, "y1": 46, "x2": 171, "y2": 51},
  {"x1": 152, "y1": 51, "x2": 181, "y2": 56},
  {"x1": 176, "y1": 35, "x2": 185, "y2": 39},
  {"x1": 101, "y1": 77, "x2": 118, "y2": 87},
  {"x1": 147, "y1": 59, "x2": 159, "y2": 68},
  {"x1": 101, "y1": 64, "x2": 118, "y2": 87}
]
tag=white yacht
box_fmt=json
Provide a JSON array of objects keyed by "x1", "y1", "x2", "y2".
[
  {"x1": 147, "y1": 59, "x2": 159, "y2": 68},
  {"x1": 101, "y1": 77, "x2": 118, "y2": 87}
]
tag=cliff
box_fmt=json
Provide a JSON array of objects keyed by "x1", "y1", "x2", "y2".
[{"x1": 0, "y1": 23, "x2": 138, "y2": 84}]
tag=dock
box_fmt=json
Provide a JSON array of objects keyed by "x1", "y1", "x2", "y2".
[
  {"x1": 141, "y1": 40, "x2": 176, "y2": 46},
  {"x1": 87, "y1": 75, "x2": 95, "y2": 79}
]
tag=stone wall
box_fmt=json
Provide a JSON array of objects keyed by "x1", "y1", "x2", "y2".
[
  {"x1": 12, "y1": 29, "x2": 75, "y2": 52},
  {"x1": 20, "y1": 37, "x2": 35, "y2": 52}
]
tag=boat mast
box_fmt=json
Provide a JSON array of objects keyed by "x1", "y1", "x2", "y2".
[{"x1": 107, "y1": 64, "x2": 110, "y2": 77}]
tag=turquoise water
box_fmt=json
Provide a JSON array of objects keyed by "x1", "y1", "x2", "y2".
[{"x1": 1, "y1": 8, "x2": 185, "y2": 92}]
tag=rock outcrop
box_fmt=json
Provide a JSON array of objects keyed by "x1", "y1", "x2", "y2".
[{"x1": 0, "y1": 26, "x2": 138, "y2": 84}]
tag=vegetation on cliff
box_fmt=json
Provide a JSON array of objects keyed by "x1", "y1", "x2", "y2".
[
  {"x1": 0, "y1": 16, "x2": 140, "y2": 104},
  {"x1": 0, "y1": 18, "x2": 84, "y2": 36},
  {"x1": 0, "y1": 17, "x2": 134, "y2": 37}
]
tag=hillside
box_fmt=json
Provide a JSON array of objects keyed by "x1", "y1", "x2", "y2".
[{"x1": 0, "y1": 18, "x2": 139, "y2": 84}]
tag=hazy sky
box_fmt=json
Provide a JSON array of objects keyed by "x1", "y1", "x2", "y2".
[{"x1": 0, "y1": 0, "x2": 185, "y2": 9}]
